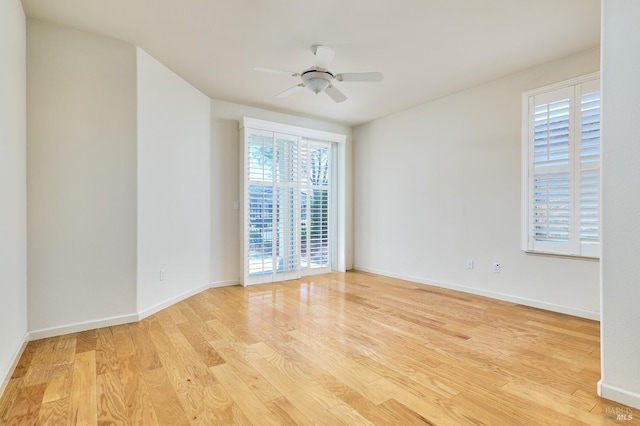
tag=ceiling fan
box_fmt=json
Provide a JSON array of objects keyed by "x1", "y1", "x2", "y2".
[{"x1": 255, "y1": 45, "x2": 383, "y2": 103}]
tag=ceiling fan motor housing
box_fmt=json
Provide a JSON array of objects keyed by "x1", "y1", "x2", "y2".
[{"x1": 301, "y1": 69, "x2": 334, "y2": 94}]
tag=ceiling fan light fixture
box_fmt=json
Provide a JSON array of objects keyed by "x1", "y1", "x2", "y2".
[{"x1": 301, "y1": 71, "x2": 331, "y2": 94}]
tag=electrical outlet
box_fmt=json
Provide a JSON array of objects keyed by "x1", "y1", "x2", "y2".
[
  {"x1": 160, "y1": 269, "x2": 166, "y2": 281},
  {"x1": 492, "y1": 263, "x2": 500, "y2": 273},
  {"x1": 467, "y1": 259, "x2": 474, "y2": 269}
]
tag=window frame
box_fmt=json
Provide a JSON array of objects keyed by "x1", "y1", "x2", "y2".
[{"x1": 521, "y1": 72, "x2": 600, "y2": 259}]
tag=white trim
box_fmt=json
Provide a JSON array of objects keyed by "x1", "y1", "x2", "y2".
[
  {"x1": 522, "y1": 72, "x2": 600, "y2": 98},
  {"x1": 239, "y1": 127, "x2": 247, "y2": 286},
  {"x1": 523, "y1": 249, "x2": 599, "y2": 261},
  {"x1": 353, "y1": 265, "x2": 600, "y2": 320},
  {"x1": 598, "y1": 380, "x2": 640, "y2": 409},
  {"x1": 210, "y1": 279, "x2": 239, "y2": 288},
  {"x1": 241, "y1": 117, "x2": 346, "y2": 144},
  {"x1": 29, "y1": 313, "x2": 139, "y2": 341},
  {"x1": 521, "y1": 91, "x2": 530, "y2": 252},
  {"x1": 137, "y1": 282, "x2": 211, "y2": 321},
  {"x1": 334, "y1": 142, "x2": 346, "y2": 272},
  {"x1": 0, "y1": 332, "x2": 29, "y2": 397},
  {"x1": 301, "y1": 266, "x2": 332, "y2": 277}
]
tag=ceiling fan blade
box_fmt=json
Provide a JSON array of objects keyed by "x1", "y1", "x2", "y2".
[
  {"x1": 313, "y1": 45, "x2": 335, "y2": 70},
  {"x1": 335, "y1": 72, "x2": 384, "y2": 82},
  {"x1": 276, "y1": 84, "x2": 305, "y2": 98},
  {"x1": 254, "y1": 67, "x2": 299, "y2": 77},
  {"x1": 325, "y1": 84, "x2": 347, "y2": 103}
]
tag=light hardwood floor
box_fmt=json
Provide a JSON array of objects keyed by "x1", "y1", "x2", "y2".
[{"x1": 0, "y1": 271, "x2": 636, "y2": 425}]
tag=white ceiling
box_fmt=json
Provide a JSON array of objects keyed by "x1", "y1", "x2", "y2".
[{"x1": 21, "y1": 0, "x2": 600, "y2": 126}]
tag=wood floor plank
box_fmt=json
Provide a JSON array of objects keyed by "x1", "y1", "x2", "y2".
[
  {"x1": 41, "y1": 363, "x2": 73, "y2": 403},
  {"x1": 142, "y1": 367, "x2": 190, "y2": 426},
  {"x1": 358, "y1": 353, "x2": 460, "y2": 400},
  {"x1": 211, "y1": 363, "x2": 282, "y2": 425},
  {"x1": 287, "y1": 329, "x2": 382, "y2": 382},
  {"x1": 209, "y1": 339, "x2": 282, "y2": 403},
  {"x1": 264, "y1": 396, "x2": 314, "y2": 426},
  {"x1": 1, "y1": 271, "x2": 636, "y2": 425},
  {"x1": 447, "y1": 391, "x2": 528, "y2": 425},
  {"x1": 0, "y1": 378, "x2": 22, "y2": 423},
  {"x1": 177, "y1": 322, "x2": 226, "y2": 368},
  {"x1": 378, "y1": 398, "x2": 438, "y2": 425},
  {"x1": 248, "y1": 350, "x2": 346, "y2": 425},
  {"x1": 185, "y1": 297, "x2": 218, "y2": 323},
  {"x1": 128, "y1": 320, "x2": 162, "y2": 372},
  {"x1": 95, "y1": 327, "x2": 119, "y2": 375},
  {"x1": 68, "y1": 350, "x2": 97, "y2": 425},
  {"x1": 4, "y1": 383, "x2": 46, "y2": 425},
  {"x1": 146, "y1": 324, "x2": 215, "y2": 423},
  {"x1": 165, "y1": 304, "x2": 189, "y2": 325},
  {"x1": 368, "y1": 376, "x2": 464, "y2": 425},
  {"x1": 22, "y1": 337, "x2": 59, "y2": 387},
  {"x1": 313, "y1": 373, "x2": 426, "y2": 426},
  {"x1": 11, "y1": 342, "x2": 39, "y2": 380},
  {"x1": 148, "y1": 316, "x2": 217, "y2": 390},
  {"x1": 111, "y1": 324, "x2": 136, "y2": 360},
  {"x1": 75, "y1": 329, "x2": 97, "y2": 354},
  {"x1": 118, "y1": 355, "x2": 158, "y2": 425},
  {"x1": 285, "y1": 335, "x2": 390, "y2": 405},
  {"x1": 328, "y1": 403, "x2": 376, "y2": 425},
  {"x1": 198, "y1": 383, "x2": 237, "y2": 425},
  {"x1": 454, "y1": 383, "x2": 585, "y2": 425},
  {"x1": 96, "y1": 370, "x2": 129, "y2": 425},
  {"x1": 178, "y1": 304, "x2": 222, "y2": 342},
  {"x1": 51, "y1": 334, "x2": 77, "y2": 367},
  {"x1": 38, "y1": 397, "x2": 70, "y2": 425}
]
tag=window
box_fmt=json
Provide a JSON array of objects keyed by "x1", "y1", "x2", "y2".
[
  {"x1": 240, "y1": 118, "x2": 346, "y2": 285},
  {"x1": 522, "y1": 73, "x2": 600, "y2": 258}
]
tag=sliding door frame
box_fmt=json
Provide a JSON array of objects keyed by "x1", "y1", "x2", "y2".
[{"x1": 239, "y1": 117, "x2": 346, "y2": 286}]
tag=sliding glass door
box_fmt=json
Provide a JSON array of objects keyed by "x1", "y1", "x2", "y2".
[{"x1": 243, "y1": 123, "x2": 335, "y2": 285}]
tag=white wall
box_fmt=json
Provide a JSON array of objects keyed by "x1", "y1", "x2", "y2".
[
  {"x1": 27, "y1": 20, "x2": 138, "y2": 335},
  {"x1": 137, "y1": 49, "x2": 211, "y2": 316},
  {"x1": 353, "y1": 48, "x2": 601, "y2": 318},
  {"x1": 599, "y1": 0, "x2": 640, "y2": 409},
  {"x1": 210, "y1": 100, "x2": 353, "y2": 285},
  {"x1": 0, "y1": 0, "x2": 28, "y2": 392}
]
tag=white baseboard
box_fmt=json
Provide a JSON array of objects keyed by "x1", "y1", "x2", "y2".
[
  {"x1": 137, "y1": 283, "x2": 211, "y2": 321},
  {"x1": 0, "y1": 332, "x2": 29, "y2": 397},
  {"x1": 210, "y1": 279, "x2": 239, "y2": 288},
  {"x1": 29, "y1": 281, "x2": 217, "y2": 342},
  {"x1": 352, "y1": 265, "x2": 600, "y2": 321},
  {"x1": 598, "y1": 380, "x2": 640, "y2": 409},
  {"x1": 29, "y1": 313, "x2": 139, "y2": 341}
]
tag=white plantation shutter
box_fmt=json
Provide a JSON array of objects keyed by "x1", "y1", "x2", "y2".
[
  {"x1": 578, "y1": 80, "x2": 600, "y2": 257},
  {"x1": 301, "y1": 142, "x2": 331, "y2": 271},
  {"x1": 246, "y1": 133, "x2": 302, "y2": 283},
  {"x1": 523, "y1": 74, "x2": 600, "y2": 257},
  {"x1": 247, "y1": 130, "x2": 274, "y2": 279},
  {"x1": 531, "y1": 172, "x2": 571, "y2": 244},
  {"x1": 274, "y1": 135, "x2": 300, "y2": 278}
]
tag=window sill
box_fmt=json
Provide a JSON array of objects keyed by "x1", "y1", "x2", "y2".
[{"x1": 522, "y1": 249, "x2": 600, "y2": 261}]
